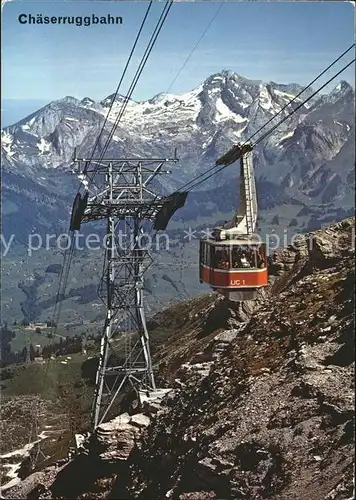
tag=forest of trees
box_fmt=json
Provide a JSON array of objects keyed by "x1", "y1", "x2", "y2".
[
  {"x1": 0, "y1": 323, "x2": 16, "y2": 366},
  {"x1": 0, "y1": 323, "x2": 101, "y2": 368}
]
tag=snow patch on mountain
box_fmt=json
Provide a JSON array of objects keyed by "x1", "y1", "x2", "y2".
[
  {"x1": 1, "y1": 131, "x2": 15, "y2": 157},
  {"x1": 233, "y1": 125, "x2": 248, "y2": 138},
  {"x1": 27, "y1": 116, "x2": 36, "y2": 126},
  {"x1": 37, "y1": 137, "x2": 51, "y2": 154},
  {"x1": 277, "y1": 130, "x2": 295, "y2": 147},
  {"x1": 112, "y1": 135, "x2": 123, "y2": 142},
  {"x1": 259, "y1": 84, "x2": 273, "y2": 111},
  {"x1": 273, "y1": 89, "x2": 300, "y2": 101},
  {"x1": 239, "y1": 101, "x2": 250, "y2": 109},
  {"x1": 215, "y1": 97, "x2": 234, "y2": 121},
  {"x1": 1, "y1": 71, "x2": 354, "y2": 208}
]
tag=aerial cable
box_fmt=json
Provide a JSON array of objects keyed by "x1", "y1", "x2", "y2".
[
  {"x1": 41, "y1": 225, "x2": 77, "y2": 387},
  {"x1": 82, "y1": 1, "x2": 153, "y2": 176},
  {"x1": 40, "y1": 235, "x2": 76, "y2": 379},
  {"x1": 53, "y1": 0, "x2": 156, "y2": 408},
  {"x1": 187, "y1": 58, "x2": 355, "y2": 192},
  {"x1": 30, "y1": 231, "x2": 76, "y2": 469},
  {"x1": 41, "y1": 236, "x2": 76, "y2": 391},
  {"x1": 251, "y1": 59, "x2": 355, "y2": 147},
  {"x1": 166, "y1": 1, "x2": 225, "y2": 93},
  {"x1": 51, "y1": 238, "x2": 76, "y2": 332},
  {"x1": 246, "y1": 43, "x2": 355, "y2": 145},
  {"x1": 55, "y1": 0, "x2": 157, "y2": 410},
  {"x1": 176, "y1": 50, "x2": 355, "y2": 193},
  {"x1": 183, "y1": 58, "x2": 355, "y2": 193},
  {"x1": 89, "y1": 1, "x2": 173, "y2": 183},
  {"x1": 177, "y1": 45, "x2": 355, "y2": 192},
  {"x1": 92, "y1": 0, "x2": 173, "y2": 173},
  {"x1": 48, "y1": 229, "x2": 77, "y2": 336},
  {"x1": 90, "y1": 0, "x2": 172, "y2": 186}
]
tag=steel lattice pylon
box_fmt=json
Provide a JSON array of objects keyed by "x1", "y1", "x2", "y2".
[{"x1": 73, "y1": 156, "x2": 178, "y2": 428}]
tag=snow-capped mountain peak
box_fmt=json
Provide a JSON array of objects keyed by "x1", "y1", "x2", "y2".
[
  {"x1": 1, "y1": 71, "x2": 354, "y2": 207},
  {"x1": 100, "y1": 93, "x2": 137, "y2": 108}
]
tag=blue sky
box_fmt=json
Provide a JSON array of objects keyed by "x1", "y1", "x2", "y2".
[{"x1": 2, "y1": 0, "x2": 355, "y2": 103}]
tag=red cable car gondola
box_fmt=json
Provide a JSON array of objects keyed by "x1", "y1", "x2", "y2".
[{"x1": 199, "y1": 143, "x2": 268, "y2": 301}]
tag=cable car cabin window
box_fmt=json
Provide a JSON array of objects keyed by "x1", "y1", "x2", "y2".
[
  {"x1": 200, "y1": 241, "x2": 209, "y2": 266},
  {"x1": 204, "y1": 243, "x2": 210, "y2": 267},
  {"x1": 200, "y1": 241, "x2": 204, "y2": 265},
  {"x1": 213, "y1": 246, "x2": 230, "y2": 270},
  {"x1": 257, "y1": 244, "x2": 267, "y2": 269},
  {"x1": 231, "y1": 245, "x2": 260, "y2": 269}
]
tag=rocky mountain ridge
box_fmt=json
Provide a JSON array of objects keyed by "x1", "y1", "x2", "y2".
[
  {"x1": 1, "y1": 70, "x2": 354, "y2": 327},
  {"x1": 3, "y1": 217, "x2": 354, "y2": 499},
  {"x1": 2, "y1": 70, "x2": 354, "y2": 201}
]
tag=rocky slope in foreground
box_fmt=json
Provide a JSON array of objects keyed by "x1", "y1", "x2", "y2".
[{"x1": 4, "y1": 218, "x2": 355, "y2": 499}]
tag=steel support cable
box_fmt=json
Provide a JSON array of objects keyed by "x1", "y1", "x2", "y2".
[
  {"x1": 51, "y1": 238, "x2": 76, "y2": 332},
  {"x1": 91, "y1": 0, "x2": 173, "y2": 181},
  {"x1": 31, "y1": 232, "x2": 76, "y2": 468},
  {"x1": 48, "y1": 232, "x2": 76, "y2": 336},
  {"x1": 92, "y1": 5, "x2": 172, "y2": 177},
  {"x1": 82, "y1": 2, "x2": 153, "y2": 177},
  {"x1": 42, "y1": 233, "x2": 76, "y2": 384},
  {"x1": 40, "y1": 236, "x2": 73, "y2": 382},
  {"x1": 41, "y1": 236, "x2": 76, "y2": 386},
  {"x1": 184, "y1": 58, "x2": 355, "y2": 193},
  {"x1": 48, "y1": 243, "x2": 71, "y2": 329},
  {"x1": 50, "y1": 241, "x2": 72, "y2": 324},
  {"x1": 88, "y1": 1, "x2": 173, "y2": 185},
  {"x1": 175, "y1": 52, "x2": 355, "y2": 192},
  {"x1": 166, "y1": 1, "x2": 225, "y2": 93},
  {"x1": 179, "y1": 44, "x2": 355, "y2": 191},
  {"x1": 252, "y1": 60, "x2": 355, "y2": 147},
  {"x1": 245, "y1": 43, "x2": 355, "y2": 146}
]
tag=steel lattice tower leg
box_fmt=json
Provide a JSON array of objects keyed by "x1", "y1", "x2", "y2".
[
  {"x1": 71, "y1": 157, "x2": 178, "y2": 429},
  {"x1": 92, "y1": 215, "x2": 115, "y2": 428}
]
